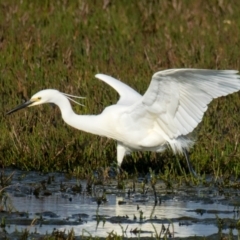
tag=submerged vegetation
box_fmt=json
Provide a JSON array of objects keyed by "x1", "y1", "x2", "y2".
[{"x1": 0, "y1": 0, "x2": 240, "y2": 177}]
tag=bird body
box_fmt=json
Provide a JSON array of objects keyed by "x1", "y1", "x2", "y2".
[
  {"x1": 7, "y1": 69, "x2": 240, "y2": 174},
  {"x1": 37, "y1": 90, "x2": 168, "y2": 153}
]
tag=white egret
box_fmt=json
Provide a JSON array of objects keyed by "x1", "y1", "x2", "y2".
[{"x1": 7, "y1": 69, "x2": 240, "y2": 176}]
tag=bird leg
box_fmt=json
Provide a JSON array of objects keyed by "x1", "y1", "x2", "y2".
[
  {"x1": 117, "y1": 143, "x2": 127, "y2": 166},
  {"x1": 183, "y1": 148, "x2": 198, "y2": 177}
]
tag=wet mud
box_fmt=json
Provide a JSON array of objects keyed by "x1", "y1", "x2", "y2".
[{"x1": 0, "y1": 169, "x2": 239, "y2": 239}]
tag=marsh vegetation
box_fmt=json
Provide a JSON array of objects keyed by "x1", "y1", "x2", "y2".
[
  {"x1": 0, "y1": 0, "x2": 240, "y2": 238},
  {"x1": 1, "y1": 0, "x2": 240, "y2": 177}
]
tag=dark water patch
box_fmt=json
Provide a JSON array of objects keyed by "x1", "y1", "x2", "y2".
[
  {"x1": 187, "y1": 209, "x2": 234, "y2": 215},
  {"x1": 118, "y1": 200, "x2": 127, "y2": 205},
  {"x1": 35, "y1": 211, "x2": 59, "y2": 218},
  {"x1": 108, "y1": 216, "x2": 133, "y2": 224},
  {"x1": 72, "y1": 213, "x2": 89, "y2": 219}
]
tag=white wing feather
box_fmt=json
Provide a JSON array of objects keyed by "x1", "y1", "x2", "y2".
[
  {"x1": 95, "y1": 74, "x2": 141, "y2": 105},
  {"x1": 127, "y1": 69, "x2": 240, "y2": 151}
]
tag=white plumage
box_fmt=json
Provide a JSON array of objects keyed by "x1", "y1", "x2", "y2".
[{"x1": 7, "y1": 69, "x2": 240, "y2": 175}]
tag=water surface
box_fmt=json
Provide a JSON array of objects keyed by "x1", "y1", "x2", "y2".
[{"x1": 1, "y1": 169, "x2": 240, "y2": 238}]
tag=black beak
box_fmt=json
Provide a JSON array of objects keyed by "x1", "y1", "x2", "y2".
[{"x1": 6, "y1": 100, "x2": 34, "y2": 115}]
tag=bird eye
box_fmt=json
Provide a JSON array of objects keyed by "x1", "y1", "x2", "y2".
[{"x1": 38, "y1": 97, "x2": 41, "y2": 100}]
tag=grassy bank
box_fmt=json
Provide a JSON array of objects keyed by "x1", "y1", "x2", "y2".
[{"x1": 0, "y1": 0, "x2": 240, "y2": 177}]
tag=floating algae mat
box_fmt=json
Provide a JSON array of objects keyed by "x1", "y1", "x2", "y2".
[{"x1": 1, "y1": 169, "x2": 240, "y2": 238}]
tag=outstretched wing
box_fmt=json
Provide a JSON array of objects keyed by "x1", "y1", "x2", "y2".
[
  {"x1": 95, "y1": 74, "x2": 141, "y2": 105},
  {"x1": 129, "y1": 69, "x2": 240, "y2": 139}
]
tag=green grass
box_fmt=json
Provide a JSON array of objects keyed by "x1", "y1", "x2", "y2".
[{"x1": 0, "y1": 0, "x2": 240, "y2": 177}]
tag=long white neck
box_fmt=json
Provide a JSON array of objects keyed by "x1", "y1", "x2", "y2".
[{"x1": 51, "y1": 92, "x2": 106, "y2": 136}]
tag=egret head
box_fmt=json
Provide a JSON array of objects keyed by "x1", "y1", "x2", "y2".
[
  {"x1": 6, "y1": 89, "x2": 84, "y2": 115},
  {"x1": 28, "y1": 89, "x2": 60, "y2": 106},
  {"x1": 6, "y1": 89, "x2": 62, "y2": 115}
]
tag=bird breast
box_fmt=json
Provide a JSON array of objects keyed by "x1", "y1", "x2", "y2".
[{"x1": 102, "y1": 105, "x2": 168, "y2": 150}]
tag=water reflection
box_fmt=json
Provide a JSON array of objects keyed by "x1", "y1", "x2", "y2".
[
  {"x1": 2, "y1": 169, "x2": 239, "y2": 237},
  {"x1": 7, "y1": 193, "x2": 238, "y2": 237}
]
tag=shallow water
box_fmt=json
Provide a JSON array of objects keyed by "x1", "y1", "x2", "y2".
[
  {"x1": 7, "y1": 194, "x2": 239, "y2": 237},
  {"x1": 1, "y1": 169, "x2": 240, "y2": 238}
]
